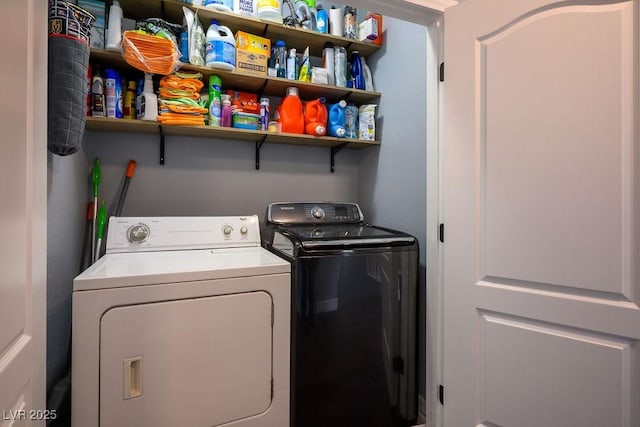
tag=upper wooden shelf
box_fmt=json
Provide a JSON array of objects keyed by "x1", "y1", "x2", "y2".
[
  {"x1": 118, "y1": 0, "x2": 382, "y2": 58},
  {"x1": 91, "y1": 48, "x2": 381, "y2": 104}
]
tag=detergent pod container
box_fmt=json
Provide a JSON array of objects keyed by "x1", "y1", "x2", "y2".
[
  {"x1": 304, "y1": 97, "x2": 327, "y2": 136},
  {"x1": 279, "y1": 87, "x2": 304, "y2": 134},
  {"x1": 328, "y1": 100, "x2": 347, "y2": 137}
]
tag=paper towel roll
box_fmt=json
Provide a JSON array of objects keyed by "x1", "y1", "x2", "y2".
[{"x1": 329, "y1": 7, "x2": 343, "y2": 37}]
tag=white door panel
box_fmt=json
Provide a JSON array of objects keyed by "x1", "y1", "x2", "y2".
[
  {"x1": 0, "y1": 0, "x2": 47, "y2": 423},
  {"x1": 444, "y1": 0, "x2": 640, "y2": 426}
]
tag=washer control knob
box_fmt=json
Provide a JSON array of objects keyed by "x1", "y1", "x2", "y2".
[
  {"x1": 311, "y1": 207, "x2": 325, "y2": 220},
  {"x1": 127, "y1": 224, "x2": 150, "y2": 243},
  {"x1": 240, "y1": 226, "x2": 248, "y2": 235},
  {"x1": 223, "y1": 225, "x2": 233, "y2": 235}
]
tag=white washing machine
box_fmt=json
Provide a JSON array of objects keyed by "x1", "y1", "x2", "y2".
[{"x1": 72, "y1": 216, "x2": 290, "y2": 427}]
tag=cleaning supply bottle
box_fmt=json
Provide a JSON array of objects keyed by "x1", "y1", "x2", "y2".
[
  {"x1": 350, "y1": 51, "x2": 365, "y2": 90},
  {"x1": 221, "y1": 94, "x2": 233, "y2": 127},
  {"x1": 322, "y1": 43, "x2": 334, "y2": 85},
  {"x1": 328, "y1": 100, "x2": 347, "y2": 137},
  {"x1": 123, "y1": 80, "x2": 136, "y2": 119},
  {"x1": 138, "y1": 73, "x2": 158, "y2": 121},
  {"x1": 304, "y1": 98, "x2": 327, "y2": 136},
  {"x1": 256, "y1": 0, "x2": 283, "y2": 24},
  {"x1": 344, "y1": 102, "x2": 358, "y2": 138},
  {"x1": 343, "y1": 6, "x2": 357, "y2": 39},
  {"x1": 274, "y1": 40, "x2": 287, "y2": 78},
  {"x1": 204, "y1": 0, "x2": 233, "y2": 11},
  {"x1": 104, "y1": 69, "x2": 123, "y2": 118},
  {"x1": 286, "y1": 48, "x2": 298, "y2": 80},
  {"x1": 334, "y1": 46, "x2": 347, "y2": 87},
  {"x1": 259, "y1": 97, "x2": 270, "y2": 130},
  {"x1": 279, "y1": 87, "x2": 304, "y2": 134},
  {"x1": 316, "y1": 5, "x2": 327, "y2": 33},
  {"x1": 205, "y1": 20, "x2": 236, "y2": 71},
  {"x1": 106, "y1": 0, "x2": 123, "y2": 51},
  {"x1": 91, "y1": 65, "x2": 105, "y2": 117},
  {"x1": 208, "y1": 75, "x2": 222, "y2": 126}
]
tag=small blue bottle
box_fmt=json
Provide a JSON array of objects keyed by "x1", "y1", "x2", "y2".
[{"x1": 316, "y1": 5, "x2": 328, "y2": 33}]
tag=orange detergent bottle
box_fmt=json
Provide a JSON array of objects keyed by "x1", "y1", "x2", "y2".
[
  {"x1": 278, "y1": 87, "x2": 304, "y2": 134},
  {"x1": 304, "y1": 97, "x2": 328, "y2": 136}
]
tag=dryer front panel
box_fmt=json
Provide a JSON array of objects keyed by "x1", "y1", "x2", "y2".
[{"x1": 99, "y1": 291, "x2": 273, "y2": 427}]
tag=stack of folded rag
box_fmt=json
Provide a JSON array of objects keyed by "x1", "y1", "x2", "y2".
[{"x1": 157, "y1": 71, "x2": 208, "y2": 125}]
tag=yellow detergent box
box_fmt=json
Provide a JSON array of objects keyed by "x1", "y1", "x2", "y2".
[{"x1": 235, "y1": 31, "x2": 270, "y2": 76}]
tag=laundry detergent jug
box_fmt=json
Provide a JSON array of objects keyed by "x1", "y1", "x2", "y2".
[
  {"x1": 279, "y1": 87, "x2": 304, "y2": 134},
  {"x1": 328, "y1": 100, "x2": 347, "y2": 137},
  {"x1": 304, "y1": 97, "x2": 327, "y2": 136}
]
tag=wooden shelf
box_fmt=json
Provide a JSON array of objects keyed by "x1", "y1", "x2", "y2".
[
  {"x1": 118, "y1": 0, "x2": 382, "y2": 58},
  {"x1": 91, "y1": 49, "x2": 381, "y2": 104},
  {"x1": 85, "y1": 116, "x2": 380, "y2": 149},
  {"x1": 88, "y1": 0, "x2": 382, "y2": 172}
]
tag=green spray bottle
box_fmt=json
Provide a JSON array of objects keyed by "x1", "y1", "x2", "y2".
[{"x1": 208, "y1": 74, "x2": 222, "y2": 127}]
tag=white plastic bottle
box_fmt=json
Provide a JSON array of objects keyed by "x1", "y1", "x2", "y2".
[
  {"x1": 286, "y1": 48, "x2": 297, "y2": 80},
  {"x1": 106, "y1": 0, "x2": 123, "y2": 51},
  {"x1": 256, "y1": 0, "x2": 283, "y2": 24},
  {"x1": 138, "y1": 73, "x2": 158, "y2": 121},
  {"x1": 204, "y1": 0, "x2": 233, "y2": 12},
  {"x1": 205, "y1": 20, "x2": 236, "y2": 71}
]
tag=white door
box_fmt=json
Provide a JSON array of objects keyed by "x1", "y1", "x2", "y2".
[
  {"x1": 443, "y1": 0, "x2": 640, "y2": 426},
  {"x1": 0, "y1": 0, "x2": 47, "y2": 425}
]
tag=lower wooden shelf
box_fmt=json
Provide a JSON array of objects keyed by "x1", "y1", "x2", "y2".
[
  {"x1": 84, "y1": 116, "x2": 380, "y2": 171},
  {"x1": 85, "y1": 116, "x2": 379, "y2": 148}
]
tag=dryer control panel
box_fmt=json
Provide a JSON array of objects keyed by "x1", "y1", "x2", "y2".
[{"x1": 105, "y1": 216, "x2": 261, "y2": 253}]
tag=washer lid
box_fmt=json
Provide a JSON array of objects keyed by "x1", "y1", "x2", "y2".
[
  {"x1": 73, "y1": 247, "x2": 290, "y2": 291},
  {"x1": 279, "y1": 224, "x2": 416, "y2": 249}
]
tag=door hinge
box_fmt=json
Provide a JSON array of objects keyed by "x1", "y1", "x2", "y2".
[
  {"x1": 439, "y1": 223, "x2": 444, "y2": 243},
  {"x1": 392, "y1": 356, "x2": 405, "y2": 374},
  {"x1": 439, "y1": 384, "x2": 444, "y2": 405},
  {"x1": 439, "y1": 62, "x2": 444, "y2": 82}
]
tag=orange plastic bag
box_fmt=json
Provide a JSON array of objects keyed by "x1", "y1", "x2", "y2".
[{"x1": 122, "y1": 30, "x2": 178, "y2": 75}]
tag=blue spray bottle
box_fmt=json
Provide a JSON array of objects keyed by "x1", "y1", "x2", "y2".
[{"x1": 328, "y1": 100, "x2": 347, "y2": 137}]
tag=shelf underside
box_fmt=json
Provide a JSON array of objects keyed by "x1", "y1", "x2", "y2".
[{"x1": 85, "y1": 116, "x2": 380, "y2": 149}]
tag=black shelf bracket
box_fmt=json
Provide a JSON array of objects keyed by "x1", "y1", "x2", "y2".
[
  {"x1": 159, "y1": 125, "x2": 165, "y2": 165},
  {"x1": 255, "y1": 134, "x2": 268, "y2": 170},
  {"x1": 330, "y1": 142, "x2": 349, "y2": 173},
  {"x1": 257, "y1": 79, "x2": 270, "y2": 100}
]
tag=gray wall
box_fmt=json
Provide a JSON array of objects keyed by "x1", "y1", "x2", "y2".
[
  {"x1": 357, "y1": 15, "x2": 428, "y2": 400},
  {"x1": 81, "y1": 131, "x2": 360, "y2": 218}
]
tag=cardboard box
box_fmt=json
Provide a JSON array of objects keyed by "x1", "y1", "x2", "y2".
[{"x1": 235, "y1": 31, "x2": 270, "y2": 76}]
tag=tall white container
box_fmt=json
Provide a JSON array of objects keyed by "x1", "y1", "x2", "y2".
[
  {"x1": 205, "y1": 20, "x2": 236, "y2": 71},
  {"x1": 105, "y1": 0, "x2": 123, "y2": 51},
  {"x1": 256, "y1": 0, "x2": 282, "y2": 24}
]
